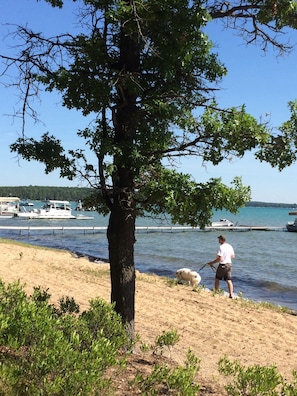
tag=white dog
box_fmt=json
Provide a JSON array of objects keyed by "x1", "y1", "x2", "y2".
[{"x1": 176, "y1": 268, "x2": 201, "y2": 287}]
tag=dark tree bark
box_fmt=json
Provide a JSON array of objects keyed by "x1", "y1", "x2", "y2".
[
  {"x1": 107, "y1": 198, "x2": 136, "y2": 339},
  {"x1": 107, "y1": 17, "x2": 140, "y2": 338}
]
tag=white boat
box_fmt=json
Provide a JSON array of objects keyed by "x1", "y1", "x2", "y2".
[
  {"x1": 0, "y1": 197, "x2": 20, "y2": 218},
  {"x1": 16, "y1": 200, "x2": 77, "y2": 219},
  {"x1": 211, "y1": 218, "x2": 234, "y2": 227},
  {"x1": 16, "y1": 200, "x2": 94, "y2": 220}
]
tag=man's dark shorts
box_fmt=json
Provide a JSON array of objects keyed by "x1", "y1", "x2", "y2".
[{"x1": 216, "y1": 263, "x2": 232, "y2": 281}]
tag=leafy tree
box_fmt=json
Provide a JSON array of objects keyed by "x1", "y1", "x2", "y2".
[{"x1": 1, "y1": 0, "x2": 297, "y2": 339}]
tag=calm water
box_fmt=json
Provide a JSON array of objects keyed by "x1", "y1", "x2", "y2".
[{"x1": 1, "y1": 204, "x2": 297, "y2": 311}]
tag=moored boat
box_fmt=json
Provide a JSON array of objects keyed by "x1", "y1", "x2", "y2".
[
  {"x1": 16, "y1": 200, "x2": 78, "y2": 220},
  {"x1": 0, "y1": 197, "x2": 20, "y2": 218},
  {"x1": 211, "y1": 218, "x2": 234, "y2": 227},
  {"x1": 286, "y1": 217, "x2": 297, "y2": 232},
  {"x1": 286, "y1": 211, "x2": 297, "y2": 232}
]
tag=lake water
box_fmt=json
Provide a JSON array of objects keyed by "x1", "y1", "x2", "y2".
[{"x1": 1, "y1": 204, "x2": 297, "y2": 311}]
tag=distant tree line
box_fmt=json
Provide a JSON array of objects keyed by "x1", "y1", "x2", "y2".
[
  {"x1": 245, "y1": 201, "x2": 296, "y2": 208},
  {"x1": 0, "y1": 186, "x2": 93, "y2": 202},
  {"x1": 1, "y1": 186, "x2": 294, "y2": 208}
]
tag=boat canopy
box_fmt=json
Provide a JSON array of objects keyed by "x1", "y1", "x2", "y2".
[{"x1": 0, "y1": 197, "x2": 20, "y2": 203}]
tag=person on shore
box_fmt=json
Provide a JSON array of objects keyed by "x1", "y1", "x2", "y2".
[{"x1": 208, "y1": 235, "x2": 235, "y2": 298}]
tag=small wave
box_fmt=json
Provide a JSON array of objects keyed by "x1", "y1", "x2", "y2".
[
  {"x1": 258, "y1": 280, "x2": 297, "y2": 293},
  {"x1": 143, "y1": 267, "x2": 174, "y2": 277}
]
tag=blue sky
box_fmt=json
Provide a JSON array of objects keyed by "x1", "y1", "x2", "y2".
[{"x1": 1, "y1": 0, "x2": 297, "y2": 203}]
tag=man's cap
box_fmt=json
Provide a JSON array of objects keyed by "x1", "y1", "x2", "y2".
[{"x1": 218, "y1": 235, "x2": 226, "y2": 241}]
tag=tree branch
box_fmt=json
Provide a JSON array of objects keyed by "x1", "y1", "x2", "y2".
[{"x1": 208, "y1": 0, "x2": 294, "y2": 53}]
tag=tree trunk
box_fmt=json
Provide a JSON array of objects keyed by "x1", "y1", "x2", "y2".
[
  {"x1": 107, "y1": 193, "x2": 136, "y2": 339},
  {"x1": 106, "y1": 7, "x2": 140, "y2": 340}
]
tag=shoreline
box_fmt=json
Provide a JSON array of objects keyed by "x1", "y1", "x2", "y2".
[
  {"x1": 1, "y1": 238, "x2": 297, "y2": 393},
  {"x1": 1, "y1": 210, "x2": 297, "y2": 313},
  {"x1": 52, "y1": 247, "x2": 297, "y2": 315},
  {"x1": 2, "y1": 236, "x2": 296, "y2": 313}
]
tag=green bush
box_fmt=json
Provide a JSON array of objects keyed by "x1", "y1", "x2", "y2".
[
  {"x1": 218, "y1": 356, "x2": 297, "y2": 396},
  {"x1": 4, "y1": 280, "x2": 297, "y2": 396},
  {"x1": 281, "y1": 370, "x2": 297, "y2": 395},
  {"x1": 134, "y1": 344, "x2": 201, "y2": 395},
  {"x1": 153, "y1": 329, "x2": 180, "y2": 357},
  {"x1": 80, "y1": 298, "x2": 131, "y2": 350},
  {"x1": 0, "y1": 280, "x2": 130, "y2": 395}
]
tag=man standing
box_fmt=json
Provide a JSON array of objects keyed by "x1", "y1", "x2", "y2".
[{"x1": 208, "y1": 235, "x2": 235, "y2": 298}]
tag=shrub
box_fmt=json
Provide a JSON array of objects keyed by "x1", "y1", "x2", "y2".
[
  {"x1": 280, "y1": 370, "x2": 297, "y2": 395},
  {"x1": 218, "y1": 356, "x2": 283, "y2": 396},
  {"x1": 80, "y1": 297, "x2": 131, "y2": 349},
  {"x1": 134, "y1": 348, "x2": 200, "y2": 395},
  {"x1": 153, "y1": 329, "x2": 179, "y2": 357},
  {"x1": 0, "y1": 280, "x2": 129, "y2": 395}
]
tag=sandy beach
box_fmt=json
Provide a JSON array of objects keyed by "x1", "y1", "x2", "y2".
[{"x1": 1, "y1": 238, "x2": 297, "y2": 395}]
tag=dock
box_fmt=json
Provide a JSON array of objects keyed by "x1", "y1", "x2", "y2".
[{"x1": 0, "y1": 225, "x2": 287, "y2": 235}]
